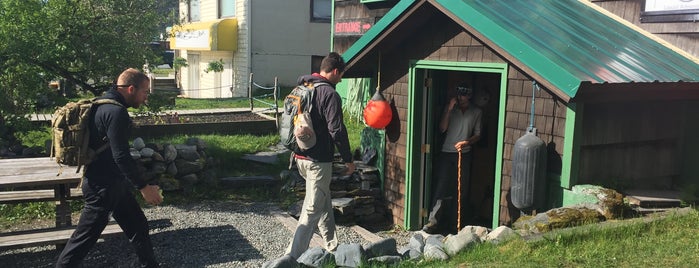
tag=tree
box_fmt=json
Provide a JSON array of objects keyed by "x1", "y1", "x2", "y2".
[{"x1": 0, "y1": 0, "x2": 179, "y2": 135}]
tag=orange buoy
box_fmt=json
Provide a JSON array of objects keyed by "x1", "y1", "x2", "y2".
[{"x1": 363, "y1": 90, "x2": 392, "y2": 129}]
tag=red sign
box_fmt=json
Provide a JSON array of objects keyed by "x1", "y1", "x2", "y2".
[{"x1": 335, "y1": 20, "x2": 373, "y2": 35}]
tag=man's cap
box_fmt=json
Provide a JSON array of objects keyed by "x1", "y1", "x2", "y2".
[
  {"x1": 294, "y1": 125, "x2": 316, "y2": 150},
  {"x1": 456, "y1": 83, "x2": 473, "y2": 96}
]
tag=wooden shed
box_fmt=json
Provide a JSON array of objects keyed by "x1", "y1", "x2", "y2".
[{"x1": 334, "y1": 0, "x2": 699, "y2": 230}]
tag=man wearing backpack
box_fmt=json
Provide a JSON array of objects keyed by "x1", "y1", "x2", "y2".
[
  {"x1": 285, "y1": 52, "x2": 355, "y2": 259},
  {"x1": 56, "y1": 68, "x2": 163, "y2": 268}
]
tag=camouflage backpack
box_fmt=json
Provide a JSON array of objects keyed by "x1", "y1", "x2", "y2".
[{"x1": 50, "y1": 98, "x2": 123, "y2": 173}]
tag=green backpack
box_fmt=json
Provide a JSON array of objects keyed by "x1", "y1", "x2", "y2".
[{"x1": 50, "y1": 98, "x2": 123, "y2": 173}]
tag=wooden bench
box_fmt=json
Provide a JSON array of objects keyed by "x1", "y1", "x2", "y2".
[
  {"x1": 0, "y1": 188, "x2": 82, "y2": 203},
  {"x1": 0, "y1": 223, "x2": 122, "y2": 250}
]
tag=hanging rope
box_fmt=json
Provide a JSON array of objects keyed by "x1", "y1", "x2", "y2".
[
  {"x1": 376, "y1": 52, "x2": 381, "y2": 92},
  {"x1": 529, "y1": 81, "x2": 541, "y2": 131}
]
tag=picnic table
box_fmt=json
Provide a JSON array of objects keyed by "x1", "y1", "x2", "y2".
[{"x1": 0, "y1": 157, "x2": 120, "y2": 249}]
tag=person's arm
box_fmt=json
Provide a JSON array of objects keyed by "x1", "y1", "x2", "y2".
[
  {"x1": 321, "y1": 90, "x2": 354, "y2": 174},
  {"x1": 455, "y1": 109, "x2": 483, "y2": 151},
  {"x1": 105, "y1": 107, "x2": 162, "y2": 204},
  {"x1": 439, "y1": 97, "x2": 457, "y2": 133}
]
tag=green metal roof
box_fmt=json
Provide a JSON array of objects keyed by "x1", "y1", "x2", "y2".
[{"x1": 342, "y1": 0, "x2": 699, "y2": 99}]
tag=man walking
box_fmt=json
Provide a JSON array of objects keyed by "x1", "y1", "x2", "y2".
[
  {"x1": 56, "y1": 68, "x2": 163, "y2": 268},
  {"x1": 285, "y1": 52, "x2": 355, "y2": 258}
]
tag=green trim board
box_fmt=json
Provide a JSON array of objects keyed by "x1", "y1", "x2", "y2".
[
  {"x1": 491, "y1": 64, "x2": 509, "y2": 229},
  {"x1": 404, "y1": 64, "x2": 421, "y2": 230},
  {"x1": 561, "y1": 103, "x2": 583, "y2": 189},
  {"x1": 405, "y1": 60, "x2": 508, "y2": 230}
]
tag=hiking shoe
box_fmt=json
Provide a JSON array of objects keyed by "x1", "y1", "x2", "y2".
[{"x1": 421, "y1": 222, "x2": 439, "y2": 234}]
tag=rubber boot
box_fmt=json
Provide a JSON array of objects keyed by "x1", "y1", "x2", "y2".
[{"x1": 422, "y1": 199, "x2": 444, "y2": 234}]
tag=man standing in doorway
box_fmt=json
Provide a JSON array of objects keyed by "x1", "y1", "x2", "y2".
[
  {"x1": 423, "y1": 83, "x2": 482, "y2": 234},
  {"x1": 56, "y1": 68, "x2": 163, "y2": 268},
  {"x1": 285, "y1": 52, "x2": 355, "y2": 259}
]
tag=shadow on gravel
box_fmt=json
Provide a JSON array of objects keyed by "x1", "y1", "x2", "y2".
[
  {"x1": 154, "y1": 225, "x2": 263, "y2": 267},
  {"x1": 1, "y1": 222, "x2": 262, "y2": 268}
]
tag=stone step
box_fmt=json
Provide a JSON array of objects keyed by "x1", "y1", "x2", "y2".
[{"x1": 623, "y1": 189, "x2": 682, "y2": 208}]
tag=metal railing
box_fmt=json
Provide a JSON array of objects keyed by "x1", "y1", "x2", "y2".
[{"x1": 248, "y1": 73, "x2": 279, "y2": 129}]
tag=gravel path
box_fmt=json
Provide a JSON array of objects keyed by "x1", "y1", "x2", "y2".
[{"x1": 1, "y1": 201, "x2": 412, "y2": 268}]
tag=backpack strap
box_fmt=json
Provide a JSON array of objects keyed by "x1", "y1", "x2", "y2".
[
  {"x1": 303, "y1": 82, "x2": 329, "y2": 114},
  {"x1": 79, "y1": 98, "x2": 125, "y2": 173}
]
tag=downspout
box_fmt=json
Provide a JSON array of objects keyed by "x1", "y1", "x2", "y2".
[
  {"x1": 247, "y1": 0, "x2": 252, "y2": 97},
  {"x1": 330, "y1": 0, "x2": 335, "y2": 51}
]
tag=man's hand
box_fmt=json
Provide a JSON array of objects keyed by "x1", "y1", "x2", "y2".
[
  {"x1": 447, "y1": 97, "x2": 458, "y2": 111},
  {"x1": 454, "y1": 140, "x2": 470, "y2": 151},
  {"x1": 140, "y1": 185, "x2": 163, "y2": 205},
  {"x1": 345, "y1": 162, "x2": 356, "y2": 175}
]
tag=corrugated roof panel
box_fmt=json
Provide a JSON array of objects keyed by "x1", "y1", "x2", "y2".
[{"x1": 435, "y1": 0, "x2": 699, "y2": 97}]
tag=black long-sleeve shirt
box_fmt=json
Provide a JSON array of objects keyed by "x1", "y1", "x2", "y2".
[
  {"x1": 294, "y1": 74, "x2": 353, "y2": 163},
  {"x1": 84, "y1": 89, "x2": 147, "y2": 189}
]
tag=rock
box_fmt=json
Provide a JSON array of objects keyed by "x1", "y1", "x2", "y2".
[
  {"x1": 145, "y1": 142, "x2": 163, "y2": 152},
  {"x1": 140, "y1": 147, "x2": 155, "y2": 158},
  {"x1": 408, "y1": 233, "x2": 425, "y2": 253},
  {"x1": 423, "y1": 234, "x2": 448, "y2": 260},
  {"x1": 368, "y1": 255, "x2": 402, "y2": 265},
  {"x1": 130, "y1": 148, "x2": 141, "y2": 160},
  {"x1": 444, "y1": 232, "x2": 480, "y2": 256},
  {"x1": 297, "y1": 247, "x2": 334, "y2": 268},
  {"x1": 133, "y1": 137, "x2": 145, "y2": 150},
  {"x1": 163, "y1": 144, "x2": 177, "y2": 162},
  {"x1": 423, "y1": 243, "x2": 449, "y2": 261},
  {"x1": 151, "y1": 152, "x2": 164, "y2": 161},
  {"x1": 332, "y1": 197, "x2": 355, "y2": 215},
  {"x1": 459, "y1": 225, "x2": 490, "y2": 241},
  {"x1": 363, "y1": 238, "x2": 398, "y2": 258},
  {"x1": 514, "y1": 206, "x2": 604, "y2": 234},
  {"x1": 485, "y1": 226, "x2": 519, "y2": 245},
  {"x1": 334, "y1": 243, "x2": 365, "y2": 268},
  {"x1": 571, "y1": 185, "x2": 625, "y2": 220},
  {"x1": 166, "y1": 162, "x2": 178, "y2": 176},
  {"x1": 261, "y1": 254, "x2": 297, "y2": 268},
  {"x1": 177, "y1": 145, "x2": 200, "y2": 161},
  {"x1": 151, "y1": 162, "x2": 167, "y2": 174},
  {"x1": 398, "y1": 246, "x2": 422, "y2": 260}
]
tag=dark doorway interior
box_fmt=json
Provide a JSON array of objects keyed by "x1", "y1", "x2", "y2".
[{"x1": 425, "y1": 70, "x2": 501, "y2": 233}]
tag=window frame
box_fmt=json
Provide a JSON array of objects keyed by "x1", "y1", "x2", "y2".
[
  {"x1": 640, "y1": 0, "x2": 699, "y2": 23},
  {"x1": 310, "y1": 0, "x2": 332, "y2": 23},
  {"x1": 189, "y1": 0, "x2": 201, "y2": 22},
  {"x1": 219, "y1": 0, "x2": 236, "y2": 18}
]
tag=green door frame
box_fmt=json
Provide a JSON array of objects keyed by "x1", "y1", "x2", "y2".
[{"x1": 405, "y1": 60, "x2": 508, "y2": 230}]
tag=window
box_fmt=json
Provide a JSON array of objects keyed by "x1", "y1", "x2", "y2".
[
  {"x1": 641, "y1": 0, "x2": 699, "y2": 23},
  {"x1": 311, "y1": 0, "x2": 331, "y2": 22},
  {"x1": 189, "y1": 0, "x2": 201, "y2": 22},
  {"x1": 219, "y1": 0, "x2": 235, "y2": 18},
  {"x1": 311, "y1": 55, "x2": 324, "y2": 73}
]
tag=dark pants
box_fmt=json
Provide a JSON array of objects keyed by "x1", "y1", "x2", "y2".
[
  {"x1": 426, "y1": 151, "x2": 472, "y2": 232},
  {"x1": 56, "y1": 178, "x2": 157, "y2": 268}
]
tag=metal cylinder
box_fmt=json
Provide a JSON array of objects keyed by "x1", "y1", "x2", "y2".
[{"x1": 511, "y1": 128, "x2": 548, "y2": 212}]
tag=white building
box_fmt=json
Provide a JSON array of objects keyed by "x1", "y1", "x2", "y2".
[{"x1": 171, "y1": 0, "x2": 331, "y2": 98}]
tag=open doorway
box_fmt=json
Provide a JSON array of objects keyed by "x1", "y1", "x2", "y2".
[{"x1": 423, "y1": 70, "x2": 501, "y2": 233}]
